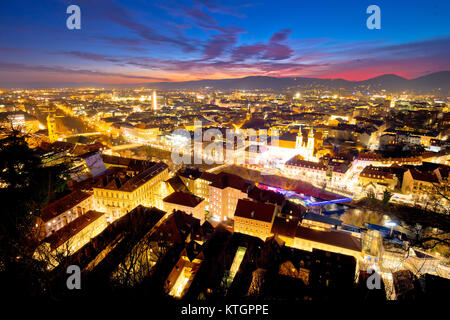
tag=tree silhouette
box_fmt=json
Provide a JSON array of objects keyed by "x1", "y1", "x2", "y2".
[
  {"x1": 0, "y1": 130, "x2": 70, "y2": 297},
  {"x1": 382, "y1": 189, "x2": 393, "y2": 207}
]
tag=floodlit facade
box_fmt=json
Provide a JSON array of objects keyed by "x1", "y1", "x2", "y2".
[
  {"x1": 165, "y1": 247, "x2": 204, "y2": 299},
  {"x1": 208, "y1": 172, "x2": 250, "y2": 221},
  {"x1": 34, "y1": 210, "x2": 107, "y2": 268},
  {"x1": 163, "y1": 191, "x2": 206, "y2": 223},
  {"x1": 234, "y1": 199, "x2": 278, "y2": 240},
  {"x1": 93, "y1": 162, "x2": 169, "y2": 222},
  {"x1": 37, "y1": 190, "x2": 93, "y2": 239}
]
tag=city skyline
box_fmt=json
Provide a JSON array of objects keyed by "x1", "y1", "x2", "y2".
[
  {"x1": 1, "y1": 0, "x2": 450, "y2": 86},
  {"x1": 1, "y1": 0, "x2": 449, "y2": 306}
]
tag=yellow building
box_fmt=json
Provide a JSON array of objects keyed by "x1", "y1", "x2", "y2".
[
  {"x1": 358, "y1": 165, "x2": 398, "y2": 191},
  {"x1": 37, "y1": 190, "x2": 93, "y2": 239},
  {"x1": 284, "y1": 156, "x2": 350, "y2": 186},
  {"x1": 272, "y1": 217, "x2": 362, "y2": 261},
  {"x1": 34, "y1": 210, "x2": 107, "y2": 268},
  {"x1": 47, "y1": 113, "x2": 57, "y2": 142},
  {"x1": 93, "y1": 162, "x2": 169, "y2": 222},
  {"x1": 133, "y1": 123, "x2": 160, "y2": 142},
  {"x1": 163, "y1": 191, "x2": 206, "y2": 223},
  {"x1": 233, "y1": 199, "x2": 278, "y2": 240},
  {"x1": 178, "y1": 170, "x2": 217, "y2": 204},
  {"x1": 165, "y1": 245, "x2": 204, "y2": 299},
  {"x1": 402, "y1": 169, "x2": 441, "y2": 201},
  {"x1": 209, "y1": 172, "x2": 250, "y2": 221}
]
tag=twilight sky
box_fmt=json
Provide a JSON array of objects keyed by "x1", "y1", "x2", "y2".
[{"x1": 0, "y1": 0, "x2": 449, "y2": 85}]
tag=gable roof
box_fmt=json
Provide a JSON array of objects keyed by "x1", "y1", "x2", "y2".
[
  {"x1": 234, "y1": 199, "x2": 276, "y2": 223},
  {"x1": 210, "y1": 172, "x2": 251, "y2": 192},
  {"x1": 163, "y1": 191, "x2": 204, "y2": 208},
  {"x1": 41, "y1": 190, "x2": 91, "y2": 222},
  {"x1": 410, "y1": 169, "x2": 439, "y2": 183},
  {"x1": 295, "y1": 226, "x2": 361, "y2": 252},
  {"x1": 44, "y1": 210, "x2": 104, "y2": 250},
  {"x1": 166, "y1": 175, "x2": 189, "y2": 193}
]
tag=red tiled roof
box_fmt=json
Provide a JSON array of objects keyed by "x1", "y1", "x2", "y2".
[
  {"x1": 234, "y1": 199, "x2": 276, "y2": 223},
  {"x1": 410, "y1": 169, "x2": 439, "y2": 183},
  {"x1": 271, "y1": 216, "x2": 299, "y2": 238},
  {"x1": 94, "y1": 162, "x2": 168, "y2": 191},
  {"x1": 41, "y1": 190, "x2": 91, "y2": 222},
  {"x1": 44, "y1": 210, "x2": 104, "y2": 250},
  {"x1": 163, "y1": 191, "x2": 204, "y2": 208},
  {"x1": 248, "y1": 186, "x2": 285, "y2": 205},
  {"x1": 360, "y1": 165, "x2": 394, "y2": 179},
  {"x1": 210, "y1": 172, "x2": 250, "y2": 192},
  {"x1": 295, "y1": 226, "x2": 361, "y2": 252},
  {"x1": 286, "y1": 157, "x2": 327, "y2": 170}
]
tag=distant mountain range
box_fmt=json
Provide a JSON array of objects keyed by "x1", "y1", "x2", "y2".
[
  {"x1": 144, "y1": 71, "x2": 450, "y2": 92},
  {"x1": 3, "y1": 71, "x2": 450, "y2": 93}
]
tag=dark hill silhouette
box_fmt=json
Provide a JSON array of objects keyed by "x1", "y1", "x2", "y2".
[{"x1": 3, "y1": 71, "x2": 449, "y2": 92}]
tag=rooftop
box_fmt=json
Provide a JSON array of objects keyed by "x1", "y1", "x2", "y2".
[
  {"x1": 210, "y1": 172, "x2": 251, "y2": 192},
  {"x1": 44, "y1": 210, "x2": 104, "y2": 250},
  {"x1": 163, "y1": 191, "x2": 204, "y2": 208},
  {"x1": 295, "y1": 226, "x2": 362, "y2": 252},
  {"x1": 234, "y1": 199, "x2": 276, "y2": 223},
  {"x1": 41, "y1": 190, "x2": 91, "y2": 222},
  {"x1": 302, "y1": 212, "x2": 342, "y2": 227}
]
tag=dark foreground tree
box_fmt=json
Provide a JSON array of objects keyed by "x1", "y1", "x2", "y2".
[{"x1": 0, "y1": 131, "x2": 70, "y2": 297}]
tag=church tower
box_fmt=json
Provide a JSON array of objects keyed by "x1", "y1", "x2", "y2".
[
  {"x1": 296, "y1": 129, "x2": 303, "y2": 149},
  {"x1": 152, "y1": 90, "x2": 158, "y2": 110},
  {"x1": 307, "y1": 128, "x2": 315, "y2": 156},
  {"x1": 47, "y1": 112, "x2": 57, "y2": 142}
]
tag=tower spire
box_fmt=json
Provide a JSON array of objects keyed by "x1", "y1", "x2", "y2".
[{"x1": 152, "y1": 90, "x2": 158, "y2": 110}]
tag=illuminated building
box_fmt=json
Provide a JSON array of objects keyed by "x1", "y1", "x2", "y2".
[
  {"x1": 267, "y1": 131, "x2": 299, "y2": 162},
  {"x1": 47, "y1": 112, "x2": 57, "y2": 142},
  {"x1": 178, "y1": 168, "x2": 217, "y2": 205},
  {"x1": 165, "y1": 243, "x2": 204, "y2": 299},
  {"x1": 163, "y1": 191, "x2": 206, "y2": 223},
  {"x1": 208, "y1": 172, "x2": 251, "y2": 221},
  {"x1": 33, "y1": 210, "x2": 107, "y2": 268},
  {"x1": 0, "y1": 111, "x2": 40, "y2": 133},
  {"x1": 284, "y1": 156, "x2": 350, "y2": 186},
  {"x1": 271, "y1": 217, "x2": 362, "y2": 261},
  {"x1": 402, "y1": 169, "x2": 441, "y2": 201},
  {"x1": 295, "y1": 128, "x2": 315, "y2": 160},
  {"x1": 261, "y1": 128, "x2": 319, "y2": 167},
  {"x1": 152, "y1": 90, "x2": 158, "y2": 110},
  {"x1": 121, "y1": 123, "x2": 160, "y2": 143},
  {"x1": 356, "y1": 153, "x2": 422, "y2": 168},
  {"x1": 134, "y1": 124, "x2": 159, "y2": 142},
  {"x1": 300, "y1": 212, "x2": 342, "y2": 231},
  {"x1": 36, "y1": 190, "x2": 93, "y2": 239},
  {"x1": 233, "y1": 199, "x2": 278, "y2": 240},
  {"x1": 245, "y1": 144, "x2": 268, "y2": 165},
  {"x1": 358, "y1": 165, "x2": 398, "y2": 192},
  {"x1": 93, "y1": 161, "x2": 169, "y2": 222},
  {"x1": 362, "y1": 229, "x2": 383, "y2": 264}
]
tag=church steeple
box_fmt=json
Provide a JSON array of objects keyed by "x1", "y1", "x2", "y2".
[
  {"x1": 47, "y1": 112, "x2": 57, "y2": 142},
  {"x1": 295, "y1": 128, "x2": 303, "y2": 149},
  {"x1": 307, "y1": 128, "x2": 314, "y2": 153}
]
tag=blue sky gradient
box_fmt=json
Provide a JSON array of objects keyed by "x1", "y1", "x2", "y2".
[{"x1": 0, "y1": 0, "x2": 449, "y2": 84}]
